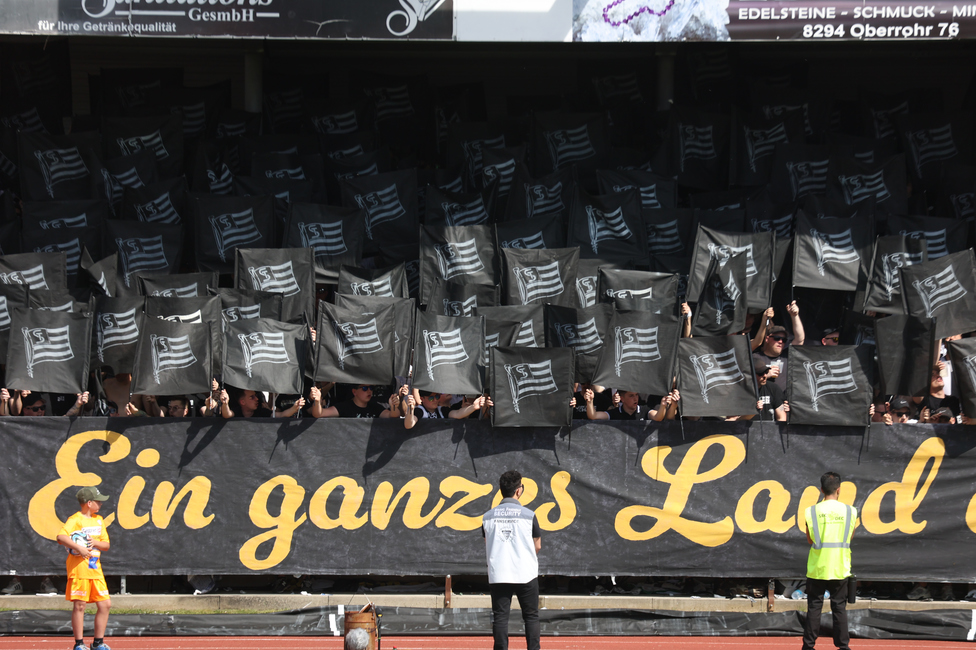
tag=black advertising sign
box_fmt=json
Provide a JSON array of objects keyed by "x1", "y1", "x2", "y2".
[
  {"x1": 4, "y1": 0, "x2": 455, "y2": 40},
  {"x1": 3, "y1": 419, "x2": 974, "y2": 582}
]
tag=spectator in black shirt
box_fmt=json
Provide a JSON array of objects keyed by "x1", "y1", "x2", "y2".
[
  {"x1": 404, "y1": 389, "x2": 449, "y2": 429},
  {"x1": 751, "y1": 302, "x2": 805, "y2": 393},
  {"x1": 449, "y1": 394, "x2": 491, "y2": 419},
  {"x1": 915, "y1": 365, "x2": 961, "y2": 423},
  {"x1": 571, "y1": 383, "x2": 612, "y2": 419},
  {"x1": 745, "y1": 356, "x2": 787, "y2": 422},
  {"x1": 880, "y1": 396, "x2": 914, "y2": 425},
  {"x1": 319, "y1": 384, "x2": 398, "y2": 419},
  {"x1": 219, "y1": 387, "x2": 273, "y2": 418},
  {"x1": 585, "y1": 389, "x2": 645, "y2": 420}
]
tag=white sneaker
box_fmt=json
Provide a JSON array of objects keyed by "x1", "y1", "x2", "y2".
[
  {"x1": 1, "y1": 578, "x2": 22, "y2": 595},
  {"x1": 39, "y1": 577, "x2": 57, "y2": 594}
]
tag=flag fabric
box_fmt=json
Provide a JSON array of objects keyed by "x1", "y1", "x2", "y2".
[
  {"x1": 592, "y1": 309, "x2": 681, "y2": 396},
  {"x1": 106, "y1": 220, "x2": 182, "y2": 289},
  {"x1": 669, "y1": 109, "x2": 730, "y2": 190},
  {"x1": 598, "y1": 269, "x2": 679, "y2": 312},
  {"x1": 895, "y1": 112, "x2": 971, "y2": 187},
  {"x1": 687, "y1": 226, "x2": 774, "y2": 311},
  {"x1": 446, "y1": 123, "x2": 507, "y2": 190},
  {"x1": 828, "y1": 154, "x2": 908, "y2": 215},
  {"x1": 0, "y1": 284, "x2": 29, "y2": 354},
  {"x1": 21, "y1": 198, "x2": 110, "y2": 234},
  {"x1": 102, "y1": 114, "x2": 184, "y2": 179},
  {"x1": 545, "y1": 303, "x2": 613, "y2": 383},
  {"x1": 316, "y1": 301, "x2": 395, "y2": 386},
  {"x1": 211, "y1": 288, "x2": 283, "y2": 331},
  {"x1": 947, "y1": 338, "x2": 976, "y2": 418},
  {"x1": 677, "y1": 335, "x2": 756, "y2": 418},
  {"x1": 504, "y1": 166, "x2": 575, "y2": 221},
  {"x1": 483, "y1": 318, "x2": 522, "y2": 366},
  {"x1": 144, "y1": 295, "x2": 223, "y2": 373},
  {"x1": 767, "y1": 143, "x2": 832, "y2": 204},
  {"x1": 284, "y1": 203, "x2": 365, "y2": 283},
  {"x1": 792, "y1": 211, "x2": 872, "y2": 292},
  {"x1": 131, "y1": 317, "x2": 212, "y2": 396},
  {"x1": 575, "y1": 258, "x2": 625, "y2": 309},
  {"x1": 18, "y1": 132, "x2": 98, "y2": 200},
  {"x1": 223, "y1": 318, "x2": 306, "y2": 395},
  {"x1": 901, "y1": 249, "x2": 976, "y2": 339},
  {"x1": 23, "y1": 228, "x2": 98, "y2": 279},
  {"x1": 476, "y1": 304, "x2": 545, "y2": 348},
  {"x1": 424, "y1": 185, "x2": 492, "y2": 228},
  {"x1": 875, "y1": 314, "x2": 938, "y2": 398},
  {"x1": 234, "y1": 175, "x2": 318, "y2": 229},
  {"x1": 236, "y1": 248, "x2": 315, "y2": 325},
  {"x1": 731, "y1": 113, "x2": 804, "y2": 187},
  {"x1": 886, "y1": 215, "x2": 969, "y2": 261},
  {"x1": 121, "y1": 176, "x2": 188, "y2": 226},
  {"x1": 863, "y1": 235, "x2": 927, "y2": 315},
  {"x1": 568, "y1": 187, "x2": 646, "y2": 260},
  {"x1": 340, "y1": 169, "x2": 418, "y2": 256},
  {"x1": 501, "y1": 247, "x2": 579, "y2": 307},
  {"x1": 787, "y1": 345, "x2": 872, "y2": 426},
  {"x1": 5, "y1": 307, "x2": 91, "y2": 393},
  {"x1": 333, "y1": 294, "x2": 415, "y2": 379},
  {"x1": 93, "y1": 296, "x2": 144, "y2": 374},
  {"x1": 692, "y1": 253, "x2": 747, "y2": 337},
  {"x1": 491, "y1": 346, "x2": 574, "y2": 428},
  {"x1": 642, "y1": 209, "x2": 696, "y2": 257},
  {"x1": 96, "y1": 150, "x2": 158, "y2": 210},
  {"x1": 337, "y1": 264, "x2": 410, "y2": 299},
  {"x1": 495, "y1": 214, "x2": 564, "y2": 251},
  {"x1": 192, "y1": 195, "x2": 274, "y2": 273},
  {"x1": 412, "y1": 311, "x2": 484, "y2": 395},
  {"x1": 428, "y1": 278, "x2": 498, "y2": 317},
  {"x1": 482, "y1": 147, "x2": 522, "y2": 204},
  {"x1": 418, "y1": 225, "x2": 496, "y2": 306},
  {"x1": 0, "y1": 252, "x2": 68, "y2": 293},
  {"x1": 596, "y1": 169, "x2": 677, "y2": 210},
  {"x1": 79, "y1": 248, "x2": 117, "y2": 298},
  {"x1": 141, "y1": 272, "x2": 218, "y2": 299},
  {"x1": 533, "y1": 113, "x2": 607, "y2": 176}
]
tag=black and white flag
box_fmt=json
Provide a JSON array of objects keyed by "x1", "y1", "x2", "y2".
[
  {"x1": 688, "y1": 226, "x2": 774, "y2": 311},
  {"x1": 875, "y1": 314, "x2": 938, "y2": 398},
  {"x1": 192, "y1": 195, "x2": 273, "y2": 273},
  {"x1": 0, "y1": 252, "x2": 68, "y2": 293},
  {"x1": 597, "y1": 169, "x2": 677, "y2": 210},
  {"x1": 141, "y1": 272, "x2": 218, "y2": 299},
  {"x1": 895, "y1": 112, "x2": 971, "y2": 187},
  {"x1": 6, "y1": 307, "x2": 91, "y2": 393},
  {"x1": 828, "y1": 155, "x2": 907, "y2": 215},
  {"x1": 483, "y1": 318, "x2": 522, "y2": 366},
  {"x1": 598, "y1": 269, "x2": 679, "y2": 312},
  {"x1": 223, "y1": 319, "x2": 306, "y2": 395},
  {"x1": 863, "y1": 235, "x2": 927, "y2": 315},
  {"x1": 545, "y1": 303, "x2": 612, "y2": 383},
  {"x1": 787, "y1": 345, "x2": 872, "y2": 426},
  {"x1": 731, "y1": 113, "x2": 803, "y2": 187},
  {"x1": 121, "y1": 178, "x2": 187, "y2": 226},
  {"x1": 677, "y1": 335, "x2": 756, "y2": 418},
  {"x1": 106, "y1": 220, "x2": 182, "y2": 288},
  {"x1": 692, "y1": 254, "x2": 747, "y2": 337},
  {"x1": 424, "y1": 185, "x2": 491, "y2": 228},
  {"x1": 80, "y1": 248, "x2": 117, "y2": 298},
  {"x1": 592, "y1": 309, "x2": 681, "y2": 396},
  {"x1": 284, "y1": 203, "x2": 365, "y2": 283},
  {"x1": 901, "y1": 250, "x2": 976, "y2": 339},
  {"x1": 96, "y1": 150, "x2": 157, "y2": 210},
  {"x1": 18, "y1": 132, "x2": 98, "y2": 201},
  {"x1": 504, "y1": 166, "x2": 575, "y2": 222},
  {"x1": 23, "y1": 228, "x2": 97, "y2": 279},
  {"x1": 412, "y1": 311, "x2": 484, "y2": 396},
  {"x1": 534, "y1": 113, "x2": 606, "y2": 175},
  {"x1": 211, "y1": 288, "x2": 283, "y2": 332},
  {"x1": 131, "y1": 317, "x2": 212, "y2": 397},
  {"x1": 495, "y1": 215, "x2": 563, "y2": 251},
  {"x1": 568, "y1": 188, "x2": 645, "y2": 260},
  {"x1": 887, "y1": 215, "x2": 969, "y2": 261},
  {"x1": 575, "y1": 258, "x2": 625, "y2": 309},
  {"x1": 767, "y1": 144, "x2": 831, "y2": 204},
  {"x1": 501, "y1": 247, "x2": 579, "y2": 307},
  {"x1": 476, "y1": 304, "x2": 544, "y2": 348},
  {"x1": 669, "y1": 110, "x2": 729, "y2": 190},
  {"x1": 428, "y1": 278, "x2": 497, "y2": 317},
  {"x1": 0, "y1": 284, "x2": 28, "y2": 354},
  {"x1": 21, "y1": 198, "x2": 109, "y2": 234},
  {"x1": 946, "y1": 337, "x2": 976, "y2": 418},
  {"x1": 236, "y1": 248, "x2": 315, "y2": 325},
  {"x1": 490, "y1": 346, "x2": 573, "y2": 428},
  {"x1": 643, "y1": 208, "x2": 695, "y2": 257},
  {"x1": 102, "y1": 115, "x2": 183, "y2": 179},
  {"x1": 316, "y1": 302, "x2": 395, "y2": 385},
  {"x1": 144, "y1": 294, "x2": 222, "y2": 372},
  {"x1": 93, "y1": 296, "x2": 144, "y2": 374},
  {"x1": 792, "y1": 211, "x2": 872, "y2": 292},
  {"x1": 418, "y1": 225, "x2": 495, "y2": 306},
  {"x1": 333, "y1": 294, "x2": 415, "y2": 379},
  {"x1": 337, "y1": 264, "x2": 410, "y2": 300},
  {"x1": 340, "y1": 169, "x2": 418, "y2": 256}
]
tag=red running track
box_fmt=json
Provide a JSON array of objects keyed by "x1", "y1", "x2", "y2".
[{"x1": 0, "y1": 638, "x2": 973, "y2": 650}]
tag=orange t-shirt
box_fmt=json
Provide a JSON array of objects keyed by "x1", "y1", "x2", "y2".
[{"x1": 59, "y1": 512, "x2": 109, "y2": 580}]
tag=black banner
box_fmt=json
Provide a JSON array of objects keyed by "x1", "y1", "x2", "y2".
[
  {"x1": 4, "y1": 0, "x2": 454, "y2": 40},
  {"x1": 5, "y1": 419, "x2": 974, "y2": 582}
]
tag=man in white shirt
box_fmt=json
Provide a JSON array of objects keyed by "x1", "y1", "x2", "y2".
[{"x1": 481, "y1": 470, "x2": 542, "y2": 650}]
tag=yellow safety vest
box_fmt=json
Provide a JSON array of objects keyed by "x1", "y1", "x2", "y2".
[{"x1": 805, "y1": 499, "x2": 855, "y2": 581}]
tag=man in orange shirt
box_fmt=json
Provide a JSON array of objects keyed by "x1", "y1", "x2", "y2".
[{"x1": 56, "y1": 487, "x2": 112, "y2": 650}]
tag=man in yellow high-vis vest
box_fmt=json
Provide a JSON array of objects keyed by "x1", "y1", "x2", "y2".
[{"x1": 802, "y1": 471, "x2": 855, "y2": 650}]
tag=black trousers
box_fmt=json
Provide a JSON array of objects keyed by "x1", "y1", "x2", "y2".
[
  {"x1": 803, "y1": 577, "x2": 850, "y2": 650},
  {"x1": 489, "y1": 578, "x2": 540, "y2": 650}
]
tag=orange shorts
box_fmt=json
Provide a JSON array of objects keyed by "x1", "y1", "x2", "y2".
[{"x1": 65, "y1": 576, "x2": 110, "y2": 603}]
